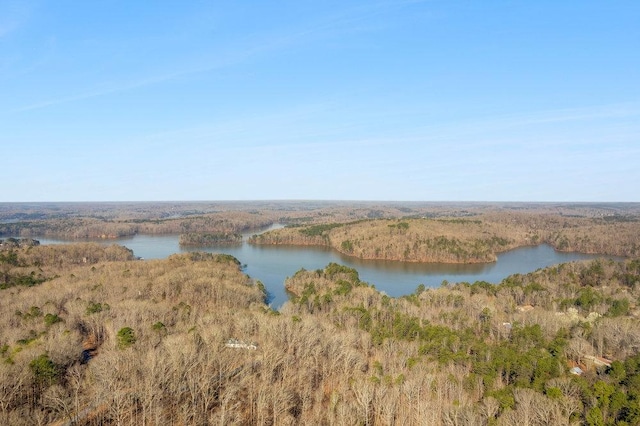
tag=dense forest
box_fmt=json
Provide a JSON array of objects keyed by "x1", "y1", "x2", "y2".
[
  {"x1": 1, "y1": 241, "x2": 640, "y2": 425},
  {"x1": 3, "y1": 202, "x2": 639, "y2": 250}
]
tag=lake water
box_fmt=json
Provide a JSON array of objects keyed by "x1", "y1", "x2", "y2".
[{"x1": 19, "y1": 228, "x2": 609, "y2": 308}]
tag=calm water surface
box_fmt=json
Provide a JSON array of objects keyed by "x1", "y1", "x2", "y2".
[{"x1": 27, "y1": 227, "x2": 610, "y2": 308}]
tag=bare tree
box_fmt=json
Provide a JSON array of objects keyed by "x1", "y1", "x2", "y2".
[{"x1": 352, "y1": 380, "x2": 375, "y2": 426}]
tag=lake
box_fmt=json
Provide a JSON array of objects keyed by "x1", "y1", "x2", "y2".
[{"x1": 20, "y1": 226, "x2": 612, "y2": 308}]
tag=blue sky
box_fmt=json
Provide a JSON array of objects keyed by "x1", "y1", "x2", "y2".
[{"x1": 1, "y1": 1, "x2": 639, "y2": 202}]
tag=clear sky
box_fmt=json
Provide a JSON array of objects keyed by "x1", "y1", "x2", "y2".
[{"x1": 1, "y1": 1, "x2": 639, "y2": 202}]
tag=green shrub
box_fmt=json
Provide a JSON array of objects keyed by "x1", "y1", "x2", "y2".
[
  {"x1": 29, "y1": 353, "x2": 59, "y2": 385},
  {"x1": 117, "y1": 327, "x2": 136, "y2": 349},
  {"x1": 86, "y1": 301, "x2": 109, "y2": 315},
  {"x1": 44, "y1": 313, "x2": 62, "y2": 326},
  {"x1": 152, "y1": 321, "x2": 166, "y2": 333},
  {"x1": 607, "y1": 298, "x2": 630, "y2": 317}
]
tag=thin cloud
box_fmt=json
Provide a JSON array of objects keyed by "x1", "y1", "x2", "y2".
[
  {"x1": 128, "y1": 99, "x2": 640, "y2": 164},
  {"x1": 0, "y1": 14, "x2": 20, "y2": 38},
  {"x1": 0, "y1": 22, "x2": 18, "y2": 37},
  {"x1": 0, "y1": 0, "x2": 32, "y2": 38},
  {"x1": 12, "y1": 62, "x2": 227, "y2": 113},
  {"x1": 491, "y1": 103, "x2": 640, "y2": 127},
  {"x1": 384, "y1": 102, "x2": 640, "y2": 147},
  {"x1": 11, "y1": 1, "x2": 426, "y2": 113},
  {"x1": 9, "y1": 40, "x2": 281, "y2": 112}
]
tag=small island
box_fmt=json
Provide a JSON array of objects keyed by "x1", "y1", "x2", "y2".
[{"x1": 178, "y1": 232, "x2": 242, "y2": 247}]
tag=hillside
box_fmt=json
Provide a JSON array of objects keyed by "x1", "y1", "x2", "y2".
[{"x1": 1, "y1": 243, "x2": 640, "y2": 424}]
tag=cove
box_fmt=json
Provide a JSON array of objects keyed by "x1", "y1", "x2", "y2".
[{"x1": 26, "y1": 229, "x2": 611, "y2": 309}]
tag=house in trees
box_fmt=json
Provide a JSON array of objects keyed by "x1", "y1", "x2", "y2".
[{"x1": 225, "y1": 338, "x2": 258, "y2": 350}]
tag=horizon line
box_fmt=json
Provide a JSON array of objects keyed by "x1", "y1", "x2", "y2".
[{"x1": 1, "y1": 200, "x2": 639, "y2": 205}]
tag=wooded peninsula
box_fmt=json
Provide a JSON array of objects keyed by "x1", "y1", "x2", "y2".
[
  {"x1": 2, "y1": 201, "x2": 639, "y2": 262},
  {"x1": 1, "y1": 201, "x2": 639, "y2": 424},
  {"x1": 249, "y1": 212, "x2": 640, "y2": 263}
]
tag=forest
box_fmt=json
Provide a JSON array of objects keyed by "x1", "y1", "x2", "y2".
[
  {"x1": 1, "y1": 239, "x2": 640, "y2": 425},
  {"x1": 4, "y1": 202, "x2": 639, "y2": 256},
  {"x1": 1, "y1": 202, "x2": 640, "y2": 424}
]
